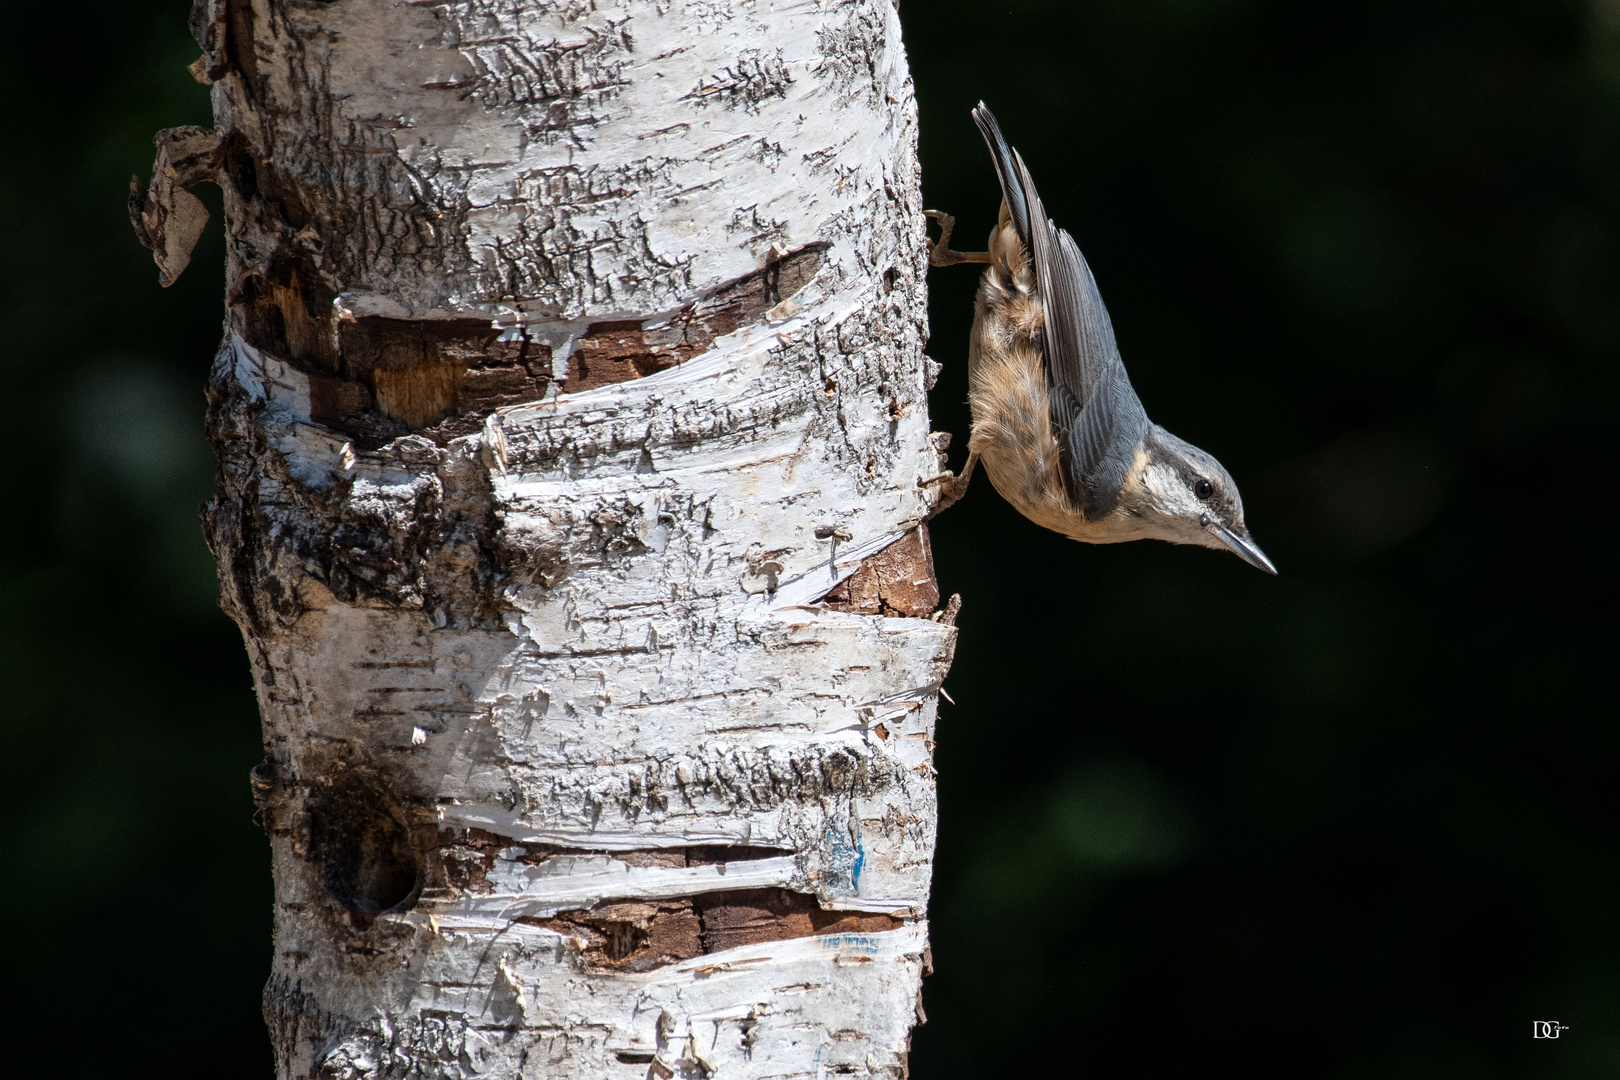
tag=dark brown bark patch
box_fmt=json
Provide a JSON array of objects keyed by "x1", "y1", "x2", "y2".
[
  {"x1": 295, "y1": 317, "x2": 552, "y2": 446},
  {"x1": 224, "y1": 0, "x2": 259, "y2": 86},
  {"x1": 540, "y1": 888, "x2": 903, "y2": 973},
  {"x1": 540, "y1": 900, "x2": 705, "y2": 972},
  {"x1": 427, "y1": 834, "x2": 902, "y2": 973},
  {"x1": 564, "y1": 320, "x2": 685, "y2": 392},
  {"x1": 695, "y1": 887, "x2": 904, "y2": 952},
  {"x1": 562, "y1": 242, "x2": 828, "y2": 391},
  {"x1": 235, "y1": 245, "x2": 826, "y2": 441},
  {"x1": 823, "y1": 525, "x2": 940, "y2": 618},
  {"x1": 234, "y1": 269, "x2": 337, "y2": 367}
]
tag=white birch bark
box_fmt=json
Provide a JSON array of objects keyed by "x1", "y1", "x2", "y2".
[{"x1": 137, "y1": 0, "x2": 954, "y2": 1076}]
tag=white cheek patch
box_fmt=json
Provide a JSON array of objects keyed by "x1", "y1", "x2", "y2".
[
  {"x1": 1142, "y1": 462, "x2": 1194, "y2": 514},
  {"x1": 1135, "y1": 462, "x2": 1227, "y2": 548}
]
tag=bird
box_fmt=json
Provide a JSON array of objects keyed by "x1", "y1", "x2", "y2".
[{"x1": 922, "y1": 103, "x2": 1275, "y2": 574}]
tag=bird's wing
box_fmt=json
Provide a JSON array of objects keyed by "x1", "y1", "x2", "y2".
[{"x1": 972, "y1": 103, "x2": 1150, "y2": 519}]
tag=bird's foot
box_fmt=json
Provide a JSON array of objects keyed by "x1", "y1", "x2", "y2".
[
  {"x1": 920, "y1": 452, "x2": 978, "y2": 514},
  {"x1": 924, "y1": 210, "x2": 992, "y2": 268}
]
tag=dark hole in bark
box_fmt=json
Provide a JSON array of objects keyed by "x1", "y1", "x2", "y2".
[
  {"x1": 614, "y1": 1051, "x2": 657, "y2": 1064},
  {"x1": 600, "y1": 921, "x2": 648, "y2": 961},
  {"x1": 309, "y1": 776, "x2": 420, "y2": 916},
  {"x1": 682, "y1": 844, "x2": 794, "y2": 865},
  {"x1": 224, "y1": 0, "x2": 259, "y2": 85}
]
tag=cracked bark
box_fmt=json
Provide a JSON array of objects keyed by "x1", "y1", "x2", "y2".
[{"x1": 143, "y1": 1, "x2": 952, "y2": 1076}]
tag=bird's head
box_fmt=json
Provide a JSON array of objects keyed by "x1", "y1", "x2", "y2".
[{"x1": 1121, "y1": 425, "x2": 1276, "y2": 573}]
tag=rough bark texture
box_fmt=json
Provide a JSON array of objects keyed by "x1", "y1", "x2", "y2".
[{"x1": 158, "y1": 0, "x2": 951, "y2": 1076}]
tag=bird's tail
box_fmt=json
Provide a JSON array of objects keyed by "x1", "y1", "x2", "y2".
[{"x1": 971, "y1": 103, "x2": 1032, "y2": 252}]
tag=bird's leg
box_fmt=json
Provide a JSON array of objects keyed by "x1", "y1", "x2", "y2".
[
  {"x1": 920, "y1": 450, "x2": 980, "y2": 514},
  {"x1": 924, "y1": 210, "x2": 992, "y2": 268}
]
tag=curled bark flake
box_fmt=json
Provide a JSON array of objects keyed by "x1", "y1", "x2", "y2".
[{"x1": 129, "y1": 125, "x2": 223, "y2": 286}]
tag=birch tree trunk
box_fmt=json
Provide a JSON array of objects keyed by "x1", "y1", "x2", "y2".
[{"x1": 134, "y1": 0, "x2": 954, "y2": 1076}]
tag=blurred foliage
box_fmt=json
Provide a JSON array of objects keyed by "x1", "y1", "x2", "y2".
[
  {"x1": 0, "y1": 0, "x2": 1614, "y2": 1077},
  {"x1": 0, "y1": 1, "x2": 268, "y2": 1074},
  {"x1": 907, "y1": 1, "x2": 1618, "y2": 1076}
]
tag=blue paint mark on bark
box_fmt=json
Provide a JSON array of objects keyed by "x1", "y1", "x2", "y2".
[
  {"x1": 816, "y1": 932, "x2": 882, "y2": 956},
  {"x1": 824, "y1": 815, "x2": 864, "y2": 895}
]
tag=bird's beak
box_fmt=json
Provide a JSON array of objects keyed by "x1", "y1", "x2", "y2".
[{"x1": 1214, "y1": 522, "x2": 1277, "y2": 575}]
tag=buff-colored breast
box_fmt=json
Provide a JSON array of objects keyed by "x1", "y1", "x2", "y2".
[{"x1": 964, "y1": 213, "x2": 1145, "y2": 544}]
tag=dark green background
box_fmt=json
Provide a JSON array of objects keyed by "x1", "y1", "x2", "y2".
[{"x1": 3, "y1": 1, "x2": 1614, "y2": 1075}]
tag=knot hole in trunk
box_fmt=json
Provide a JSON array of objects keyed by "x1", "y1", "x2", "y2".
[{"x1": 309, "y1": 775, "x2": 421, "y2": 918}]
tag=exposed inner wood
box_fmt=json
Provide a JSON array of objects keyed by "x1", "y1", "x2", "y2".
[
  {"x1": 539, "y1": 889, "x2": 904, "y2": 973},
  {"x1": 243, "y1": 244, "x2": 827, "y2": 446},
  {"x1": 823, "y1": 524, "x2": 941, "y2": 618},
  {"x1": 304, "y1": 315, "x2": 549, "y2": 445},
  {"x1": 428, "y1": 829, "x2": 899, "y2": 973},
  {"x1": 564, "y1": 244, "x2": 826, "y2": 392},
  {"x1": 564, "y1": 320, "x2": 684, "y2": 392},
  {"x1": 372, "y1": 361, "x2": 463, "y2": 429}
]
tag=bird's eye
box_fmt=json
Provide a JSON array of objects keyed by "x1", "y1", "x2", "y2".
[{"x1": 1194, "y1": 479, "x2": 1214, "y2": 500}]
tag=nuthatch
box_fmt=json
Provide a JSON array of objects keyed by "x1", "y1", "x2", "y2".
[{"x1": 924, "y1": 104, "x2": 1276, "y2": 574}]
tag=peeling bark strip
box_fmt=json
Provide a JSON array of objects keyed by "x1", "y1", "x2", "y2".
[
  {"x1": 163, "y1": 0, "x2": 952, "y2": 1077},
  {"x1": 129, "y1": 124, "x2": 222, "y2": 285}
]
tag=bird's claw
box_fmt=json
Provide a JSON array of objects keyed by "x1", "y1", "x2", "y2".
[
  {"x1": 920, "y1": 467, "x2": 973, "y2": 514},
  {"x1": 923, "y1": 210, "x2": 954, "y2": 268},
  {"x1": 923, "y1": 209, "x2": 989, "y2": 268},
  {"x1": 924, "y1": 210, "x2": 956, "y2": 260}
]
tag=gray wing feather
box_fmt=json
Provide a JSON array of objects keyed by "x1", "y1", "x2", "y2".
[{"x1": 976, "y1": 105, "x2": 1150, "y2": 519}]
